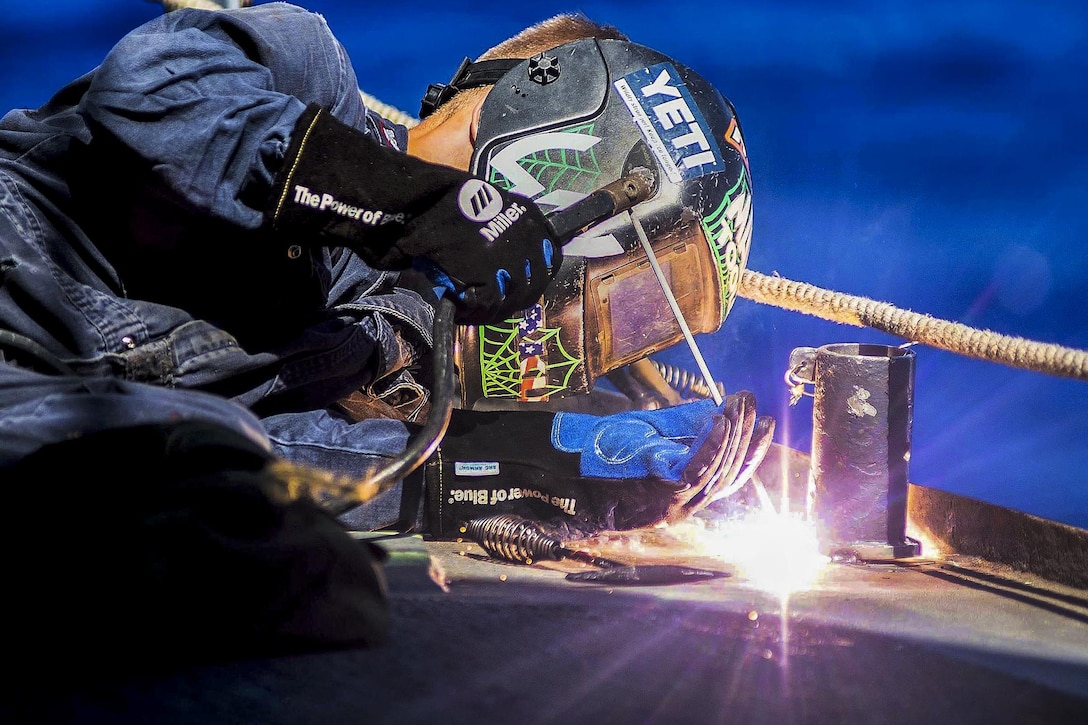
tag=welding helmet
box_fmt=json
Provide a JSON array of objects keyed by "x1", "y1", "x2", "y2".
[{"x1": 426, "y1": 38, "x2": 753, "y2": 408}]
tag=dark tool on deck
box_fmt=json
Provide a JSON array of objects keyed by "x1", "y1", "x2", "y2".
[{"x1": 464, "y1": 513, "x2": 729, "y2": 586}]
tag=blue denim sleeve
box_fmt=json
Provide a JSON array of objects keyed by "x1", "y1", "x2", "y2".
[{"x1": 80, "y1": 2, "x2": 370, "y2": 231}]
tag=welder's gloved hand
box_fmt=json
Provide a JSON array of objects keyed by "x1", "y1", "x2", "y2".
[
  {"x1": 265, "y1": 104, "x2": 560, "y2": 324},
  {"x1": 553, "y1": 392, "x2": 776, "y2": 526}
]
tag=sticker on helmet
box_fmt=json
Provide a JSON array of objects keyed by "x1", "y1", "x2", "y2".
[
  {"x1": 722, "y1": 116, "x2": 750, "y2": 175},
  {"x1": 613, "y1": 63, "x2": 724, "y2": 184},
  {"x1": 701, "y1": 173, "x2": 753, "y2": 317},
  {"x1": 484, "y1": 125, "x2": 626, "y2": 257},
  {"x1": 486, "y1": 127, "x2": 603, "y2": 211},
  {"x1": 478, "y1": 303, "x2": 581, "y2": 400}
]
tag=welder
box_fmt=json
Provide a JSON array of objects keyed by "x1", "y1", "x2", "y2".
[
  {"x1": 0, "y1": 1, "x2": 770, "y2": 668},
  {"x1": 384, "y1": 30, "x2": 776, "y2": 539}
]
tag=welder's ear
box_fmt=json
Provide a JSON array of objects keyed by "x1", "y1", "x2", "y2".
[{"x1": 468, "y1": 91, "x2": 486, "y2": 146}]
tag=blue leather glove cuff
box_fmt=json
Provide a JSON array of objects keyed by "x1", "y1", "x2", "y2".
[{"x1": 552, "y1": 399, "x2": 719, "y2": 481}]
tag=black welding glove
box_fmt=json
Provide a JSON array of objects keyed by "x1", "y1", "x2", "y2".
[
  {"x1": 265, "y1": 104, "x2": 560, "y2": 324},
  {"x1": 416, "y1": 393, "x2": 775, "y2": 540},
  {"x1": 0, "y1": 421, "x2": 389, "y2": 681}
]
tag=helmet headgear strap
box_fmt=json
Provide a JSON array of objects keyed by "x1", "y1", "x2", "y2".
[{"x1": 419, "y1": 57, "x2": 521, "y2": 119}]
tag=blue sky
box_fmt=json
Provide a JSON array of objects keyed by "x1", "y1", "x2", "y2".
[{"x1": 4, "y1": 0, "x2": 1088, "y2": 527}]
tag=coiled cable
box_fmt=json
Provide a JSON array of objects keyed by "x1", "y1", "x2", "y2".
[
  {"x1": 464, "y1": 514, "x2": 622, "y2": 568},
  {"x1": 650, "y1": 360, "x2": 725, "y2": 401}
]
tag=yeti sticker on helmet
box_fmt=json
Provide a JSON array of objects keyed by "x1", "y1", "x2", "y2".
[{"x1": 613, "y1": 63, "x2": 724, "y2": 183}]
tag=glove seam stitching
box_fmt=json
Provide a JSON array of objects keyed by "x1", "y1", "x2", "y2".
[{"x1": 272, "y1": 107, "x2": 324, "y2": 225}]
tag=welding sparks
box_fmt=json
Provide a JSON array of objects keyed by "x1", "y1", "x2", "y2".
[{"x1": 709, "y1": 509, "x2": 829, "y2": 596}]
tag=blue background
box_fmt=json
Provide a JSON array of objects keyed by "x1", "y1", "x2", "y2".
[{"x1": 5, "y1": 1, "x2": 1087, "y2": 528}]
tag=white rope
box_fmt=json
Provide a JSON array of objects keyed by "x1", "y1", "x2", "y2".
[
  {"x1": 158, "y1": 0, "x2": 249, "y2": 10},
  {"x1": 358, "y1": 91, "x2": 419, "y2": 128},
  {"x1": 739, "y1": 269, "x2": 1088, "y2": 382}
]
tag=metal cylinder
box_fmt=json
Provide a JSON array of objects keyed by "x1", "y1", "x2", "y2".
[{"x1": 797, "y1": 343, "x2": 920, "y2": 559}]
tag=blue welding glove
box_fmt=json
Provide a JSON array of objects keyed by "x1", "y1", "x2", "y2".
[
  {"x1": 412, "y1": 392, "x2": 775, "y2": 539},
  {"x1": 554, "y1": 393, "x2": 774, "y2": 516},
  {"x1": 552, "y1": 398, "x2": 721, "y2": 481}
]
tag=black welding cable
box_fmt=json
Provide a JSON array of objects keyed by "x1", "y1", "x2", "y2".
[{"x1": 319, "y1": 297, "x2": 456, "y2": 518}]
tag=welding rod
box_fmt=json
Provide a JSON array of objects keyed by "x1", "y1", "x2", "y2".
[{"x1": 628, "y1": 210, "x2": 723, "y2": 406}]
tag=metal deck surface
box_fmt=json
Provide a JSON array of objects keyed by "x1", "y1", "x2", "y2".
[{"x1": 5, "y1": 445, "x2": 1088, "y2": 725}]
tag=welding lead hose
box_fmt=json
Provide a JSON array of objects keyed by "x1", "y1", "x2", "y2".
[
  {"x1": 278, "y1": 297, "x2": 457, "y2": 512},
  {"x1": 740, "y1": 270, "x2": 1088, "y2": 382},
  {"x1": 462, "y1": 514, "x2": 730, "y2": 585},
  {"x1": 464, "y1": 514, "x2": 626, "y2": 568},
  {"x1": 357, "y1": 296, "x2": 457, "y2": 498}
]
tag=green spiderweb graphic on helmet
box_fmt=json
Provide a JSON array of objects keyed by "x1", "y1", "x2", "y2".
[
  {"x1": 478, "y1": 316, "x2": 581, "y2": 399},
  {"x1": 487, "y1": 124, "x2": 602, "y2": 194},
  {"x1": 476, "y1": 125, "x2": 597, "y2": 399},
  {"x1": 701, "y1": 172, "x2": 752, "y2": 317}
]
